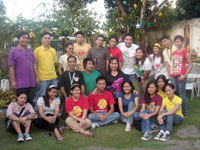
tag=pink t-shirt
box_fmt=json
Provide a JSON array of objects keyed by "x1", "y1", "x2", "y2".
[{"x1": 172, "y1": 49, "x2": 188, "y2": 77}]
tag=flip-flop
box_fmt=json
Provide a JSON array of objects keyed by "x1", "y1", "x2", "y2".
[
  {"x1": 56, "y1": 136, "x2": 64, "y2": 142},
  {"x1": 89, "y1": 131, "x2": 94, "y2": 138}
]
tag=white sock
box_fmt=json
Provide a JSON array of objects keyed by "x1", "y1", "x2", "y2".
[
  {"x1": 160, "y1": 130, "x2": 164, "y2": 133},
  {"x1": 165, "y1": 130, "x2": 170, "y2": 134}
]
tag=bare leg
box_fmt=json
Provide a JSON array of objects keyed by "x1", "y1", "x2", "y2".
[
  {"x1": 12, "y1": 121, "x2": 22, "y2": 134},
  {"x1": 25, "y1": 120, "x2": 32, "y2": 134}
]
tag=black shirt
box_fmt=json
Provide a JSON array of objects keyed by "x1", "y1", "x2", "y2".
[{"x1": 103, "y1": 71, "x2": 126, "y2": 86}]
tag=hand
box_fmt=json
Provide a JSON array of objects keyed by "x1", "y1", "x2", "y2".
[
  {"x1": 79, "y1": 119, "x2": 87, "y2": 127},
  {"x1": 92, "y1": 88, "x2": 97, "y2": 96},
  {"x1": 46, "y1": 116, "x2": 55, "y2": 123},
  {"x1": 122, "y1": 112, "x2": 129, "y2": 118},
  {"x1": 98, "y1": 114, "x2": 106, "y2": 122},
  {"x1": 11, "y1": 81, "x2": 17, "y2": 89},
  {"x1": 36, "y1": 78, "x2": 40, "y2": 86},
  {"x1": 142, "y1": 113, "x2": 151, "y2": 120},
  {"x1": 158, "y1": 118, "x2": 164, "y2": 125},
  {"x1": 133, "y1": 90, "x2": 138, "y2": 95},
  {"x1": 148, "y1": 55, "x2": 153, "y2": 61},
  {"x1": 178, "y1": 75, "x2": 185, "y2": 81}
]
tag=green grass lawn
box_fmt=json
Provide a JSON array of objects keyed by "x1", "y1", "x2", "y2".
[{"x1": 0, "y1": 94, "x2": 200, "y2": 150}]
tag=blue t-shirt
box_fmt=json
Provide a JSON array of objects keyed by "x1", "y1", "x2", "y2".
[{"x1": 118, "y1": 92, "x2": 137, "y2": 112}]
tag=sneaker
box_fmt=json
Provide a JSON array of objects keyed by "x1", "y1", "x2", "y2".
[
  {"x1": 24, "y1": 133, "x2": 32, "y2": 141},
  {"x1": 17, "y1": 134, "x2": 24, "y2": 142},
  {"x1": 160, "y1": 133, "x2": 170, "y2": 141},
  {"x1": 112, "y1": 120, "x2": 118, "y2": 124},
  {"x1": 154, "y1": 131, "x2": 164, "y2": 140},
  {"x1": 91, "y1": 123, "x2": 99, "y2": 129},
  {"x1": 141, "y1": 132, "x2": 152, "y2": 141},
  {"x1": 125, "y1": 123, "x2": 131, "y2": 132}
]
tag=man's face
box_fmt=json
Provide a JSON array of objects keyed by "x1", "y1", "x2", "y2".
[
  {"x1": 124, "y1": 36, "x2": 133, "y2": 47},
  {"x1": 96, "y1": 80, "x2": 106, "y2": 91},
  {"x1": 96, "y1": 37, "x2": 104, "y2": 48},
  {"x1": 18, "y1": 35, "x2": 29, "y2": 47},
  {"x1": 42, "y1": 34, "x2": 51, "y2": 46},
  {"x1": 75, "y1": 34, "x2": 84, "y2": 44},
  {"x1": 68, "y1": 57, "x2": 76, "y2": 69},
  {"x1": 109, "y1": 38, "x2": 117, "y2": 48},
  {"x1": 161, "y1": 38, "x2": 170, "y2": 48},
  {"x1": 86, "y1": 61, "x2": 94, "y2": 71}
]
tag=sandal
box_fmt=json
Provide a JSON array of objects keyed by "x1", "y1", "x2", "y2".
[
  {"x1": 56, "y1": 136, "x2": 64, "y2": 142},
  {"x1": 89, "y1": 131, "x2": 94, "y2": 138}
]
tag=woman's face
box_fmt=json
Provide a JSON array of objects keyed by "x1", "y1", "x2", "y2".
[
  {"x1": 71, "y1": 87, "x2": 81, "y2": 98},
  {"x1": 48, "y1": 88, "x2": 58, "y2": 100},
  {"x1": 123, "y1": 82, "x2": 132, "y2": 94},
  {"x1": 174, "y1": 39, "x2": 183, "y2": 49},
  {"x1": 157, "y1": 78, "x2": 165, "y2": 90},
  {"x1": 136, "y1": 49, "x2": 143, "y2": 59},
  {"x1": 17, "y1": 94, "x2": 27, "y2": 106},
  {"x1": 66, "y1": 45, "x2": 74, "y2": 55},
  {"x1": 153, "y1": 46, "x2": 161, "y2": 55},
  {"x1": 147, "y1": 83, "x2": 157, "y2": 95},
  {"x1": 165, "y1": 86, "x2": 175, "y2": 98},
  {"x1": 109, "y1": 59, "x2": 118, "y2": 71}
]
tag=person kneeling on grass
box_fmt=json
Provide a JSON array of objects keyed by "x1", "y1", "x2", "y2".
[
  {"x1": 140, "y1": 80, "x2": 162, "y2": 141},
  {"x1": 88, "y1": 76, "x2": 120, "y2": 129},
  {"x1": 6, "y1": 91, "x2": 36, "y2": 142},
  {"x1": 65, "y1": 84, "x2": 93, "y2": 138},
  {"x1": 33, "y1": 85, "x2": 64, "y2": 141},
  {"x1": 118, "y1": 80, "x2": 140, "y2": 132},
  {"x1": 154, "y1": 83, "x2": 183, "y2": 141}
]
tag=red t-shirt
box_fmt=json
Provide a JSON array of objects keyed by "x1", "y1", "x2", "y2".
[
  {"x1": 65, "y1": 95, "x2": 89, "y2": 117},
  {"x1": 141, "y1": 94, "x2": 162, "y2": 112},
  {"x1": 172, "y1": 49, "x2": 188, "y2": 77},
  {"x1": 107, "y1": 47, "x2": 123, "y2": 62},
  {"x1": 88, "y1": 90, "x2": 115, "y2": 112}
]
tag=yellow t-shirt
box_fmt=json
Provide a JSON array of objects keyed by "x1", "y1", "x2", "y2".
[
  {"x1": 162, "y1": 95, "x2": 183, "y2": 117},
  {"x1": 73, "y1": 43, "x2": 91, "y2": 71},
  {"x1": 34, "y1": 45, "x2": 57, "y2": 80},
  {"x1": 162, "y1": 45, "x2": 177, "y2": 74},
  {"x1": 157, "y1": 90, "x2": 166, "y2": 99}
]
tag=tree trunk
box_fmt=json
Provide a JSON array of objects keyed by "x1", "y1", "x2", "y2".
[
  {"x1": 140, "y1": 0, "x2": 147, "y2": 46},
  {"x1": 116, "y1": 0, "x2": 127, "y2": 17}
]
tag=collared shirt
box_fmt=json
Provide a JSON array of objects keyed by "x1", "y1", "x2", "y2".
[
  {"x1": 34, "y1": 45, "x2": 57, "y2": 80},
  {"x1": 7, "y1": 102, "x2": 35, "y2": 117},
  {"x1": 8, "y1": 46, "x2": 36, "y2": 88}
]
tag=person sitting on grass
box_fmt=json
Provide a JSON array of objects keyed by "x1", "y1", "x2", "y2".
[
  {"x1": 156, "y1": 75, "x2": 168, "y2": 99},
  {"x1": 33, "y1": 85, "x2": 64, "y2": 141},
  {"x1": 140, "y1": 80, "x2": 162, "y2": 141},
  {"x1": 118, "y1": 80, "x2": 140, "y2": 132},
  {"x1": 154, "y1": 83, "x2": 183, "y2": 142},
  {"x1": 6, "y1": 91, "x2": 36, "y2": 142},
  {"x1": 88, "y1": 76, "x2": 120, "y2": 129},
  {"x1": 65, "y1": 84, "x2": 93, "y2": 138}
]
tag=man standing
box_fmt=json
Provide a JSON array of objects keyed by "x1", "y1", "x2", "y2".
[
  {"x1": 160, "y1": 35, "x2": 177, "y2": 80},
  {"x1": 107, "y1": 35, "x2": 123, "y2": 69},
  {"x1": 34, "y1": 32, "x2": 57, "y2": 102},
  {"x1": 88, "y1": 76, "x2": 120, "y2": 129},
  {"x1": 8, "y1": 31, "x2": 39, "y2": 105},
  {"x1": 87, "y1": 35, "x2": 110, "y2": 74},
  {"x1": 73, "y1": 31, "x2": 91, "y2": 71},
  {"x1": 117, "y1": 33, "x2": 139, "y2": 83}
]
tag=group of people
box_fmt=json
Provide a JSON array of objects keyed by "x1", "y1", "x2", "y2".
[{"x1": 6, "y1": 30, "x2": 192, "y2": 143}]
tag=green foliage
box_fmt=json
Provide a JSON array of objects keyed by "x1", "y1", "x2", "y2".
[
  {"x1": 0, "y1": 89, "x2": 16, "y2": 109},
  {"x1": 176, "y1": 0, "x2": 200, "y2": 21}
]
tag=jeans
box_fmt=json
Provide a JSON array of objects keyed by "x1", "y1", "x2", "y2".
[
  {"x1": 88, "y1": 112, "x2": 120, "y2": 127},
  {"x1": 35, "y1": 79, "x2": 57, "y2": 110},
  {"x1": 121, "y1": 102, "x2": 140, "y2": 124},
  {"x1": 124, "y1": 74, "x2": 135, "y2": 85},
  {"x1": 171, "y1": 76, "x2": 187, "y2": 116},
  {"x1": 16, "y1": 87, "x2": 35, "y2": 106},
  {"x1": 159, "y1": 110, "x2": 183, "y2": 132},
  {"x1": 141, "y1": 110, "x2": 157, "y2": 133}
]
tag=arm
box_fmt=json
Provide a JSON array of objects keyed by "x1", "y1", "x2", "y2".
[
  {"x1": 106, "y1": 60, "x2": 109, "y2": 71},
  {"x1": 58, "y1": 63, "x2": 63, "y2": 75},
  {"x1": 9, "y1": 65, "x2": 16, "y2": 89},
  {"x1": 159, "y1": 103, "x2": 181, "y2": 117},
  {"x1": 165, "y1": 61, "x2": 171, "y2": 79},
  {"x1": 34, "y1": 63, "x2": 40, "y2": 86},
  {"x1": 38, "y1": 105, "x2": 51, "y2": 122},
  {"x1": 53, "y1": 104, "x2": 60, "y2": 118},
  {"x1": 104, "y1": 104, "x2": 114, "y2": 118},
  {"x1": 118, "y1": 97, "x2": 125, "y2": 115},
  {"x1": 119, "y1": 62, "x2": 122, "y2": 70},
  {"x1": 61, "y1": 87, "x2": 67, "y2": 99},
  {"x1": 81, "y1": 85, "x2": 85, "y2": 95},
  {"x1": 142, "y1": 70, "x2": 151, "y2": 82}
]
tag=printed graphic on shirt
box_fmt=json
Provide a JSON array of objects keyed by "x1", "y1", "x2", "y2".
[
  {"x1": 146, "y1": 102, "x2": 156, "y2": 112},
  {"x1": 78, "y1": 50, "x2": 86, "y2": 59},
  {"x1": 73, "y1": 106, "x2": 82, "y2": 116},
  {"x1": 172, "y1": 54, "x2": 183, "y2": 75},
  {"x1": 73, "y1": 77, "x2": 79, "y2": 82},
  {"x1": 134, "y1": 65, "x2": 144, "y2": 76},
  {"x1": 97, "y1": 99, "x2": 108, "y2": 110}
]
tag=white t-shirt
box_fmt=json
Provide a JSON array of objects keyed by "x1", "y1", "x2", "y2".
[
  {"x1": 136, "y1": 57, "x2": 153, "y2": 78},
  {"x1": 150, "y1": 54, "x2": 169, "y2": 79},
  {"x1": 37, "y1": 97, "x2": 60, "y2": 115},
  {"x1": 117, "y1": 42, "x2": 139, "y2": 74},
  {"x1": 58, "y1": 54, "x2": 80, "y2": 71}
]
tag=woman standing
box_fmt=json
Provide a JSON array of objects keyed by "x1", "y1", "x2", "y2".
[
  {"x1": 6, "y1": 91, "x2": 36, "y2": 142},
  {"x1": 118, "y1": 80, "x2": 139, "y2": 132},
  {"x1": 155, "y1": 83, "x2": 183, "y2": 141},
  {"x1": 33, "y1": 85, "x2": 63, "y2": 141},
  {"x1": 171, "y1": 35, "x2": 192, "y2": 116},
  {"x1": 65, "y1": 84, "x2": 93, "y2": 137},
  {"x1": 140, "y1": 80, "x2": 162, "y2": 141}
]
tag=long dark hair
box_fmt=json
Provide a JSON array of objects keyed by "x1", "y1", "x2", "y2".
[
  {"x1": 144, "y1": 80, "x2": 158, "y2": 105},
  {"x1": 156, "y1": 75, "x2": 168, "y2": 92},
  {"x1": 43, "y1": 85, "x2": 58, "y2": 107},
  {"x1": 121, "y1": 79, "x2": 135, "y2": 94},
  {"x1": 16, "y1": 90, "x2": 28, "y2": 103},
  {"x1": 135, "y1": 47, "x2": 147, "y2": 66},
  {"x1": 108, "y1": 57, "x2": 121, "y2": 74}
]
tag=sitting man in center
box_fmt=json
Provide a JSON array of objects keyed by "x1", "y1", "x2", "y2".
[{"x1": 88, "y1": 76, "x2": 120, "y2": 129}]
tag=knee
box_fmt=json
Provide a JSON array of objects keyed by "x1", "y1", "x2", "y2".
[
  {"x1": 88, "y1": 113, "x2": 96, "y2": 120},
  {"x1": 113, "y1": 112, "x2": 120, "y2": 119},
  {"x1": 133, "y1": 112, "x2": 140, "y2": 120}
]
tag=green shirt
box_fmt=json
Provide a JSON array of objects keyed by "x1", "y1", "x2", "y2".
[{"x1": 82, "y1": 70, "x2": 100, "y2": 96}]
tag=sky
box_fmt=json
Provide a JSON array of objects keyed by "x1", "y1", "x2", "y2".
[{"x1": 3, "y1": 0, "x2": 106, "y2": 20}]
